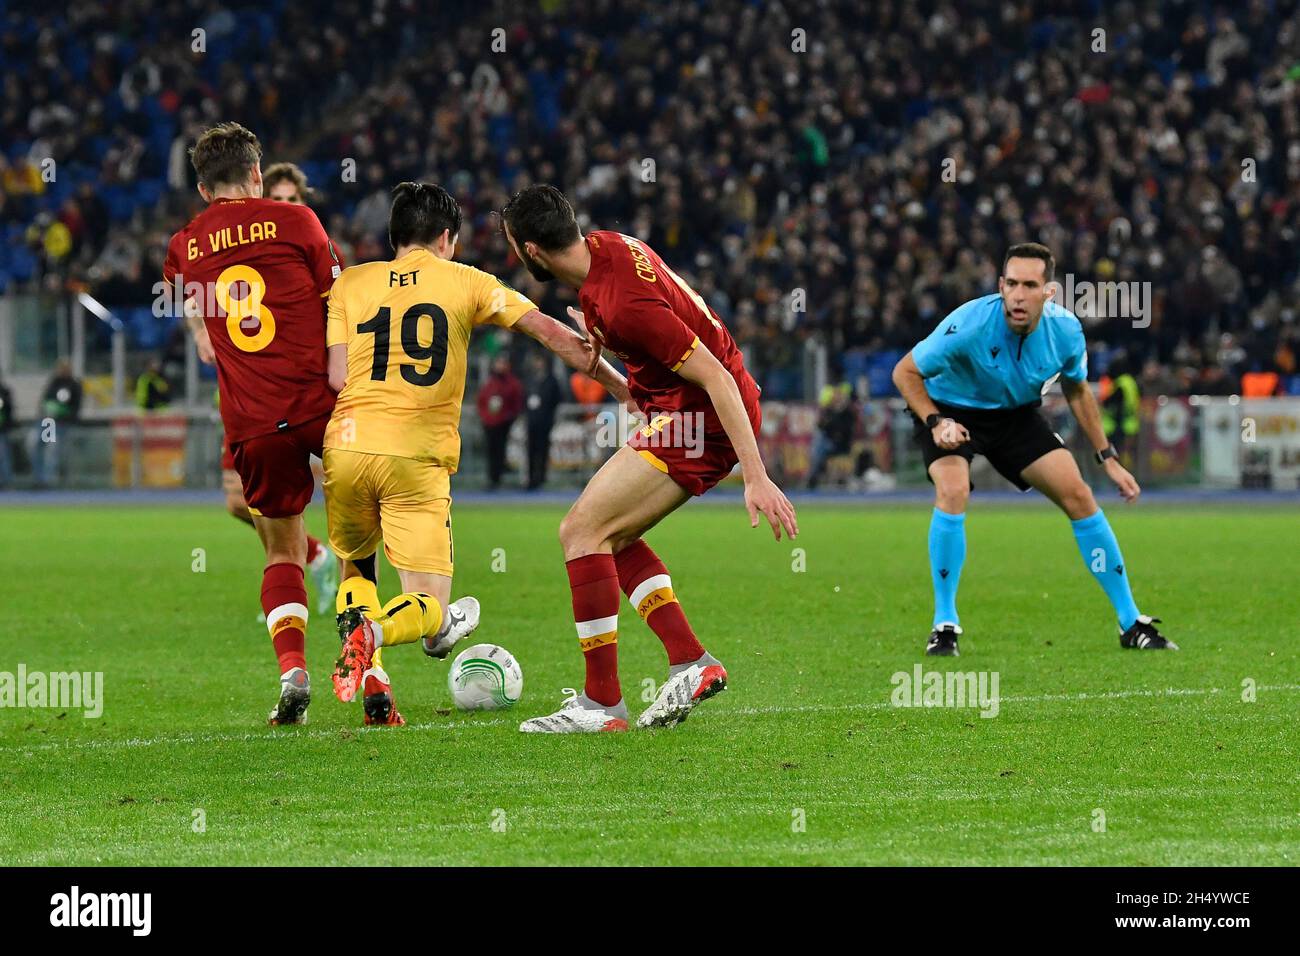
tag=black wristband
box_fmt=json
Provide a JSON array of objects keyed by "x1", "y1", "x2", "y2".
[
  {"x1": 1095, "y1": 445, "x2": 1118, "y2": 464},
  {"x1": 925, "y1": 413, "x2": 942, "y2": 429}
]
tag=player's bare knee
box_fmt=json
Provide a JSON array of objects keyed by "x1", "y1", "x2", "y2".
[
  {"x1": 934, "y1": 480, "x2": 969, "y2": 514},
  {"x1": 560, "y1": 511, "x2": 623, "y2": 560},
  {"x1": 1061, "y1": 483, "x2": 1097, "y2": 520},
  {"x1": 558, "y1": 509, "x2": 594, "y2": 553}
]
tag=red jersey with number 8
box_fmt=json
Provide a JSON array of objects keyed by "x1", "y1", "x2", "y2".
[{"x1": 164, "y1": 197, "x2": 342, "y2": 443}]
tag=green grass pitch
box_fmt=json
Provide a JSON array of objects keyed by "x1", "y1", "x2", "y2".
[{"x1": 1, "y1": 500, "x2": 1296, "y2": 866}]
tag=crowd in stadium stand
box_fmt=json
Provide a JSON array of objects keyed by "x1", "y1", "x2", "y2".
[{"x1": 3, "y1": 0, "x2": 1300, "y2": 402}]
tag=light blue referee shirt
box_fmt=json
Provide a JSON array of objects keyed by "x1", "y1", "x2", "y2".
[{"x1": 910, "y1": 293, "x2": 1089, "y2": 409}]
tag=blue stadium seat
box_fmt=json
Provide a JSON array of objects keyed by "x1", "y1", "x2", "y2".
[
  {"x1": 134, "y1": 178, "x2": 165, "y2": 210},
  {"x1": 142, "y1": 95, "x2": 168, "y2": 121},
  {"x1": 45, "y1": 174, "x2": 74, "y2": 206},
  {"x1": 841, "y1": 349, "x2": 871, "y2": 384},
  {"x1": 63, "y1": 41, "x2": 91, "y2": 81},
  {"x1": 6, "y1": 246, "x2": 35, "y2": 283},
  {"x1": 764, "y1": 366, "x2": 804, "y2": 401},
  {"x1": 126, "y1": 307, "x2": 168, "y2": 350},
  {"x1": 101, "y1": 185, "x2": 136, "y2": 222},
  {"x1": 301, "y1": 161, "x2": 334, "y2": 188},
  {"x1": 865, "y1": 349, "x2": 903, "y2": 397}
]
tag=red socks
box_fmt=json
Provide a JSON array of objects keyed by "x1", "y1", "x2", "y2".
[
  {"x1": 614, "y1": 540, "x2": 704, "y2": 666},
  {"x1": 262, "y1": 562, "x2": 308, "y2": 674},
  {"x1": 566, "y1": 554, "x2": 622, "y2": 706},
  {"x1": 566, "y1": 543, "x2": 705, "y2": 704},
  {"x1": 305, "y1": 536, "x2": 323, "y2": 564}
]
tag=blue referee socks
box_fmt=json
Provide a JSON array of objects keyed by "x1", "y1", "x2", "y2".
[
  {"x1": 928, "y1": 508, "x2": 966, "y2": 627},
  {"x1": 1071, "y1": 510, "x2": 1140, "y2": 630}
]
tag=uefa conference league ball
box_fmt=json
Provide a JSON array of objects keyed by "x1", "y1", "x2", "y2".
[{"x1": 448, "y1": 643, "x2": 523, "y2": 711}]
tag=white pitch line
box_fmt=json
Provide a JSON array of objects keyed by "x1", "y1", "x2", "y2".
[
  {"x1": 728, "y1": 683, "x2": 1300, "y2": 717},
  {"x1": 10, "y1": 715, "x2": 517, "y2": 755},
  {"x1": 8, "y1": 684, "x2": 1298, "y2": 755}
]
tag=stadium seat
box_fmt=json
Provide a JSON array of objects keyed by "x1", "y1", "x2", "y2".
[
  {"x1": 100, "y1": 185, "x2": 136, "y2": 223},
  {"x1": 865, "y1": 350, "x2": 904, "y2": 398},
  {"x1": 135, "y1": 179, "x2": 165, "y2": 210},
  {"x1": 6, "y1": 247, "x2": 35, "y2": 283}
]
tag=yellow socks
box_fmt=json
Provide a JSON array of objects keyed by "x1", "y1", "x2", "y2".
[
  {"x1": 336, "y1": 576, "x2": 380, "y2": 617},
  {"x1": 372, "y1": 593, "x2": 442, "y2": 648},
  {"x1": 335, "y1": 578, "x2": 442, "y2": 661}
]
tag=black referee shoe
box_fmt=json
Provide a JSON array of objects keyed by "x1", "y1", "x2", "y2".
[
  {"x1": 925, "y1": 624, "x2": 962, "y2": 657},
  {"x1": 1120, "y1": 615, "x2": 1178, "y2": 650}
]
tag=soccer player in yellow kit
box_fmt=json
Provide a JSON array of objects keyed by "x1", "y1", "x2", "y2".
[{"x1": 325, "y1": 182, "x2": 632, "y2": 725}]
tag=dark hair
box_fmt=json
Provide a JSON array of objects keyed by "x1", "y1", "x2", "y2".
[
  {"x1": 1003, "y1": 242, "x2": 1055, "y2": 282},
  {"x1": 388, "y1": 182, "x2": 462, "y2": 251},
  {"x1": 190, "y1": 122, "x2": 262, "y2": 190},
  {"x1": 263, "y1": 161, "x2": 312, "y2": 201},
  {"x1": 500, "y1": 184, "x2": 581, "y2": 251}
]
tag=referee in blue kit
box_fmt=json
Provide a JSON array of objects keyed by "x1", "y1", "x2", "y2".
[{"x1": 892, "y1": 243, "x2": 1174, "y2": 656}]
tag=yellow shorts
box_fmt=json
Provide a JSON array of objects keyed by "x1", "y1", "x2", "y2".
[{"x1": 323, "y1": 448, "x2": 454, "y2": 576}]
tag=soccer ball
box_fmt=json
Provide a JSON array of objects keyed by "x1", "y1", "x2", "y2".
[{"x1": 448, "y1": 644, "x2": 523, "y2": 711}]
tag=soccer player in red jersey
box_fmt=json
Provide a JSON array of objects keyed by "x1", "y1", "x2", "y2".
[
  {"x1": 193, "y1": 161, "x2": 337, "y2": 619},
  {"x1": 164, "y1": 123, "x2": 343, "y2": 725},
  {"x1": 502, "y1": 185, "x2": 798, "y2": 733}
]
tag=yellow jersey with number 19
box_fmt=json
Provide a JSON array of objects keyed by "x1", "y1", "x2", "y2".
[{"x1": 323, "y1": 248, "x2": 537, "y2": 470}]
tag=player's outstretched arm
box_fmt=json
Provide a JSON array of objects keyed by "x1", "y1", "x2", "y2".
[
  {"x1": 676, "y1": 346, "x2": 798, "y2": 541},
  {"x1": 1062, "y1": 377, "x2": 1140, "y2": 502},
  {"x1": 514, "y1": 309, "x2": 633, "y2": 408},
  {"x1": 892, "y1": 351, "x2": 969, "y2": 449}
]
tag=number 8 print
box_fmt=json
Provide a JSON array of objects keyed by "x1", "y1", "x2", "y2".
[{"x1": 216, "y1": 264, "x2": 276, "y2": 352}]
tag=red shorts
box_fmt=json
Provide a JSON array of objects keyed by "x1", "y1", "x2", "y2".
[
  {"x1": 229, "y1": 414, "x2": 329, "y2": 518},
  {"x1": 628, "y1": 406, "x2": 762, "y2": 496},
  {"x1": 220, "y1": 436, "x2": 236, "y2": 472}
]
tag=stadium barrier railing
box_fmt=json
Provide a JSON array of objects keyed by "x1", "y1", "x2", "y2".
[
  {"x1": 1, "y1": 395, "x2": 1296, "y2": 493},
  {"x1": 3, "y1": 292, "x2": 1294, "y2": 492}
]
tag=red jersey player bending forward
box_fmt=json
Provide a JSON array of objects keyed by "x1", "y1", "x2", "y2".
[
  {"x1": 186, "y1": 162, "x2": 337, "y2": 621},
  {"x1": 501, "y1": 185, "x2": 798, "y2": 733},
  {"x1": 164, "y1": 123, "x2": 344, "y2": 725}
]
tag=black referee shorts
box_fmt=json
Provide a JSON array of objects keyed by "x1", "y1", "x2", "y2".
[{"x1": 912, "y1": 401, "x2": 1065, "y2": 491}]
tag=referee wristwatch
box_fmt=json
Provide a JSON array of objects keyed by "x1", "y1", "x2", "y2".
[
  {"x1": 924, "y1": 413, "x2": 944, "y2": 429},
  {"x1": 1095, "y1": 444, "x2": 1119, "y2": 464}
]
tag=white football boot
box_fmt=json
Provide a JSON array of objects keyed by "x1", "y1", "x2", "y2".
[
  {"x1": 636, "y1": 652, "x2": 728, "y2": 729},
  {"x1": 519, "y1": 688, "x2": 629, "y2": 733},
  {"x1": 422, "y1": 596, "x2": 480, "y2": 659}
]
